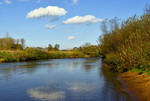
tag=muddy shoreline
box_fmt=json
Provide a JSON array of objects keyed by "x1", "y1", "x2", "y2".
[{"x1": 119, "y1": 72, "x2": 150, "y2": 101}]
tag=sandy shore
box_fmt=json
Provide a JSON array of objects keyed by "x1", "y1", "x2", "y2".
[{"x1": 119, "y1": 72, "x2": 150, "y2": 101}]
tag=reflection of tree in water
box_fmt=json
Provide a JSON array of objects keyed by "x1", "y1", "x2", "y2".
[
  {"x1": 65, "y1": 82, "x2": 98, "y2": 101},
  {"x1": 0, "y1": 60, "x2": 55, "y2": 81},
  {"x1": 0, "y1": 58, "x2": 134, "y2": 101},
  {"x1": 0, "y1": 62, "x2": 38, "y2": 81},
  {"x1": 99, "y1": 64, "x2": 132, "y2": 101},
  {"x1": 81, "y1": 58, "x2": 101, "y2": 72}
]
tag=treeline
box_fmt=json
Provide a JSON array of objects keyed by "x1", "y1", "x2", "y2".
[
  {"x1": 71, "y1": 43, "x2": 100, "y2": 57},
  {"x1": 99, "y1": 6, "x2": 150, "y2": 72},
  {"x1": 0, "y1": 33, "x2": 25, "y2": 50},
  {"x1": 47, "y1": 44, "x2": 60, "y2": 51},
  {"x1": 0, "y1": 34, "x2": 101, "y2": 62}
]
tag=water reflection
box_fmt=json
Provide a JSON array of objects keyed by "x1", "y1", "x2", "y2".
[
  {"x1": 81, "y1": 58, "x2": 101, "y2": 72},
  {"x1": 65, "y1": 82, "x2": 96, "y2": 92},
  {"x1": 0, "y1": 58, "x2": 132, "y2": 101},
  {"x1": 27, "y1": 81, "x2": 98, "y2": 101},
  {"x1": 0, "y1": 60, "x2": 56, "y2": 81},
  {"x1": 0, "y1": 62, "x2": 39, "y2": 81},
  {"x1": 100, "y1": 65, "x2": 132, "y2": 101},
  {"x1": 27, "y1": 87, "x2": 65, "y2": 101}
]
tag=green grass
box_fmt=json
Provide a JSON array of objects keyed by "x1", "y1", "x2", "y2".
[
  {"x1": 129, "y1": 68, "x2": 150, "y2": 75},
  {"x1": 0, "y1": 48, "x2": 101, "y2": 63}
]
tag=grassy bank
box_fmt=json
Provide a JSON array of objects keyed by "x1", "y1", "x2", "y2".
[{"x1": 0, "y1": 48, "x2": 101, "y2": 63}]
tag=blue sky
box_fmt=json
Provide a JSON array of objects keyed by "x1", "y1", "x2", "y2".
[{"x1": 0, "y1": 0, "x2": 149, "y2": 49}]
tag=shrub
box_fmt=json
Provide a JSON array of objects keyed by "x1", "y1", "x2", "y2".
[{"x1": 99, "y1": 14, "x2": 150, "y2": 72}]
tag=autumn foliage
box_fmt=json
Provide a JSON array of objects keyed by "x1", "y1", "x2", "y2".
[{"x1": 99, "y1": 13, "x2": 150, "y2": 72}]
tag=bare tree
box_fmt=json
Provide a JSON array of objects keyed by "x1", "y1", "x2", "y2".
[
  {"x1": 100, "y1": 19, "x2": 109, "y2": 34},
  {"x1": 144, "y1": 4, "x2": 150, "y2": 14},
  {"x1": 5, "y1": 32, "x2": 9, "y2": 38},
  {"x1": 16, "y1": 39, "x2": 19, "y2": 44},
  {"x1": 109, "y1": 17, "x2": 120, "y2": 32}
]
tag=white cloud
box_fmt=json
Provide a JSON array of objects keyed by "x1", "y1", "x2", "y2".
[
  {"x1": 63, "y1": 15, "x2": 104, "y2": 24},
  {"x1": 5, "y1": 0, "x2": 11, "y2": 4},
  {"x1": 72, "y1": 0, "x2": 78, "y2": 4},
  {"x1": 45, "y1": 24, "x2": 56, "y2": 29},
  {"x1": 67, "y1": 36, "x2": 75, "y2": 40},
  {"x1": 26, "y1": 6, "x2": 67, "y2": 19}
]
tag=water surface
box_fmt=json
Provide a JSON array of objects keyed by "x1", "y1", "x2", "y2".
[{"x1": 0, "y1": 58, "x2": 132, "y2": 101}]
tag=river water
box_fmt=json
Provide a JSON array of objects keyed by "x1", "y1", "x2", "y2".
[{"x1": 0, "y1": 58, "x2": 132, "y2": 101}]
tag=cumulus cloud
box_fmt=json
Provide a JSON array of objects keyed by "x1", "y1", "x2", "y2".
[
  {"x1": 45, "y1": 24, "x2": 56, "y2": 29},
  {"x1": 67, "y1": 36, "x2": 75, "y2": 40},
  {"x1": 26, "y1": 6, "x2": 67, "y2": 19},
  {"x1": 50, "y1": 17, "x2": 59, "y2": 22},
  {"x1": 63, "y1": 15, "x2": 104, "y2": 24}
]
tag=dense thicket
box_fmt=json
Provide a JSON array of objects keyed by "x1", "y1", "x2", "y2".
[{"x1": 99, "y1": 13, "x2": 150, "y2": 72}]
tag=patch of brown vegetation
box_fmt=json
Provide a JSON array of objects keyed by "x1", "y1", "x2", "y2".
[{"x1": 119, "y1": 72, "x2": 150, "y2": 101}]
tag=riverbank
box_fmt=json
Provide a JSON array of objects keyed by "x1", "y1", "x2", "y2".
[
  {"x1": 99, "y1": 12, "x2": 150, "y2": 100},
  {"x1": 119, "y1": 72, "x2": 150, "y2": 101},
  {"x1": 0, "y1": 49, "x2": 101, "y2": 63}
]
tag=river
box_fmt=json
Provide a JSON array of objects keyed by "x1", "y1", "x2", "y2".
[{"x1": 0, "y1": 58, "x2": 132, "y2": 101}]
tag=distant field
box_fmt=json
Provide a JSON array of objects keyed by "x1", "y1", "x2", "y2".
[{"x1": 0, "y1": 49, "x2": 100, "y2": 63}]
